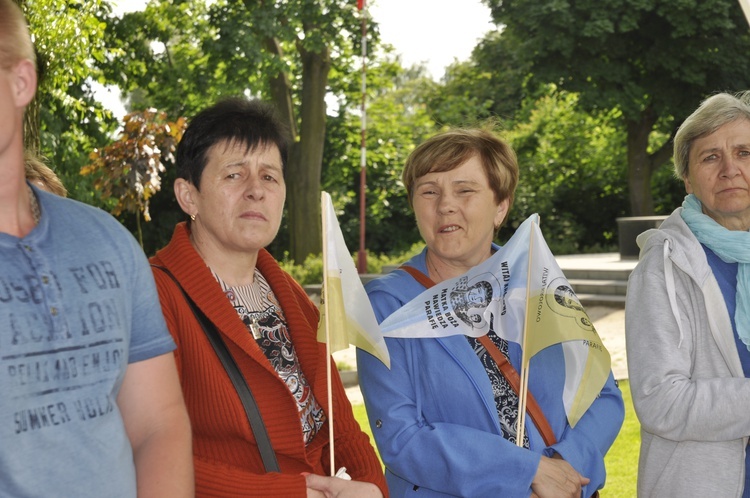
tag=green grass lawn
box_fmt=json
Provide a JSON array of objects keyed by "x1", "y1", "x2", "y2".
[
  {"x1": 351, "y1": 380, "x2": 639, "y2": 497},
  {"x1": 600, "y1": 380, "x2": 638, "y2": 497}
]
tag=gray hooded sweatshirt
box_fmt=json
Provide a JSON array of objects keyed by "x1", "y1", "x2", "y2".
[{"x1": 625, "y1": 207, "x2": 750, "y2": 497}]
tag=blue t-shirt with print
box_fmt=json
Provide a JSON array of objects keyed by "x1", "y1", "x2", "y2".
[{"x1": 0, "y1": 185, "x2": 176, "y2": 497}]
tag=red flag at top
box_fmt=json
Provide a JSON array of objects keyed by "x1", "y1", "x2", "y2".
[{"x1": 358, "y1": 0, "x2": 365, "y2": 10}]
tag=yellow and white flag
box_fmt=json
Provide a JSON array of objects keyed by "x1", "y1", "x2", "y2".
[
  {"x1": 380, "y1": 214, "x2": 609, "y2": 426},
  {"x1": 522, "y1": 216, "x2": 611, "y2": 427},
  {"x1": 317, "y1": 192, "x2": 390, "y2": 368}
]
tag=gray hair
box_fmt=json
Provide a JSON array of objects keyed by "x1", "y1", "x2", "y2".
[{"x1": 673, "y1": 91, "x2": 750, "y2": 180}]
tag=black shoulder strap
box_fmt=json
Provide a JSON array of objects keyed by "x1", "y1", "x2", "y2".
[{"x1": 151, "y1": 264, "x2": 281, "y2": 473}]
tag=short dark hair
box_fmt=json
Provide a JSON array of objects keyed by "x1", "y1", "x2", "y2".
[{"x1": 176, "y1": 97, "x2": 291, "y2": 189}]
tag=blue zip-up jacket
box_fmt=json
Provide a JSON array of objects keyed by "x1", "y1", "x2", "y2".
[{"x1": 357, "y1": 247, "x2": 624, "y2": 497}]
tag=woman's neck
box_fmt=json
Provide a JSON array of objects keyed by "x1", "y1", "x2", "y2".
[
  {"x1": 189, "y1": 230, "x2": 259, "y2": 287},
  {"x1": 425, "y1": 250, "x2": 469, "y2": 283},
  {"x1": 425, "y1": 246, "x2": 496, "y2": 283}
]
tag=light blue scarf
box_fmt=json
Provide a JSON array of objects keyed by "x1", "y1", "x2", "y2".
[{"x1": 681, "y1": 194, "x2": 750, "y2": 350}]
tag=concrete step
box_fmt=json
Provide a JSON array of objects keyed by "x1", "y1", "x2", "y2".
[
  {"x1": 561, "y1": 267, "x2": 632, "y2": 282},
  {"x1": 569, "y1": 278, "x2": 628, "y2": 297},
  {"x1": 576, "y1": 293, "x2": 626, "y2": 309}
]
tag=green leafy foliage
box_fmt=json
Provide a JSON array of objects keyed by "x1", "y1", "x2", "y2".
[
  {"x1": 504, "y1": 90, "x2": 627, "y2": 253},
  {"x1": 322, "y1": 57, "x2": 440, "y2": 255},
  {"x1": 24, "y1": 0, "x2": 109, "y2": 103},
  {"x1": 38, "y1": 86, "x2": 117, "y2": 204},
  {"x1": 97, "y1": 0, "x2": 384, "y2": 262},
  {"x1": 427, "y1": 30, "x2": 530, "y2": 126},
  {"x1": 25, "y1": 0, "x2": 713, "y2": 262},
  {"x1": 21, "y1": 0, "x2": 117, "y2": 204},
  {"x1": 278, "y1": 242, "x2": 422, "y2": 286},
  {"x1": 100, "y1": 0, "x2": 222, "y2": 118},
  {"x1": 483, "y1": 0, "x2": 750, "y2": 215}
]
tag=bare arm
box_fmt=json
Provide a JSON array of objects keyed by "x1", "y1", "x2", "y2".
[{"x1": 117, "y1": 353, "x2": 194, "y2": 497}]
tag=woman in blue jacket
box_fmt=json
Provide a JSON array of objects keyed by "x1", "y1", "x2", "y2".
[{"x1": 357, "y1": 128, "x2": 624, "y2": 497}]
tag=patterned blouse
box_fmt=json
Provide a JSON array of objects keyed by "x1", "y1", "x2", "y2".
[
  {"x1": 214, "y1": 268, "x2": 326, "y2": 446},
  {"x1": 466, "y1": 327, "x2": 530, "y2": 448}
]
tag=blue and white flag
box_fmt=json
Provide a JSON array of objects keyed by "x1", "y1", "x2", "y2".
[{"x1": 381, "y1": 214, "x2": 611, "y2": 426}]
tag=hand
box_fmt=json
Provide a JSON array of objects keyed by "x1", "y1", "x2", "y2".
[
  {"x1": 531, "y1": 454, "x2": 590, "y2": 498},
  {"x1": 305, "y1": 473, "x2": 383, "y2": 498}
]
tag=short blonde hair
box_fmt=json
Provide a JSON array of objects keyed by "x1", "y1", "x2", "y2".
[
  {"x1": 25, "y1": 152, "x2": 67, "y2": 197},
  {"x1": 402, "y1": 128, "x2": 519, "y2": 228},
  {"x1": 0, "y1": 0, "x2": 36, "y2": 70}
]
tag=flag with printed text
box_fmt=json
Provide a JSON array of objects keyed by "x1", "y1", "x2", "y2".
[{"x1": 380, "y1": 214, "x2": 610, "y2": 426}]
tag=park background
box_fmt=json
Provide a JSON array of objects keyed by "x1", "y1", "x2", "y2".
[{"x1": 16, "y1": 0, "x2": 750, "y2": 495}]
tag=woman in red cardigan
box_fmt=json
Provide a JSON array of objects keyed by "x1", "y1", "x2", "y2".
[{"x1": 150, "y1": 97, "x2": 387, "y2": 498}]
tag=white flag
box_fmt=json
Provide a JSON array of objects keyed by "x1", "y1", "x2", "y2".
[
  {"x1": 740, "y1": 0, "x2": 750, "y2": 28},
  {"x1": 317, "y1": 192, "x2": 390, "y2": 368}
]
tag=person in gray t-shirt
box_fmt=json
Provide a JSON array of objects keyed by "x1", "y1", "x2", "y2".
[{"x1": 0, "y1": 1, "x2": 193, "y2": 496}]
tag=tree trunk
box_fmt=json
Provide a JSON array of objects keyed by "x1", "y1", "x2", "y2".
[
  {"x1": 625, "y1": 108, "x2": 658, "y2": 216},
  {"x1": 626, "y1": 105, "x2": 676, "y2": 216},
  {"x1": 263, "y1": 36, "x2": 298, "y2": 139},
  {"x1": 286, "y1": 45, "x2": 330, "y2": 262}
]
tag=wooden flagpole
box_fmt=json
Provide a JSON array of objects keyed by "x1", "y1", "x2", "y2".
[
  {"x1": 516, "y1": 216, "x2": 538, "y2": 446},
  {"x1": 321, "y1": 192, "x2": 336, "y2": 475},
  {"x1": 356, "y1": 0, "x2": 369, "y2": 273}
]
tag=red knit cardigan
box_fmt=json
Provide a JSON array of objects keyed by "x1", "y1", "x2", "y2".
[{"x1": 150, "y1": 223, "x2": 387, "y2": 497}]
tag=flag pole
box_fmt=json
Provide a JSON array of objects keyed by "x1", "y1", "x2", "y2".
[
  {"x1": 356, "y1": 0, "x2": 368, "y2": 274},
  {"x1": 321, "y1": 192, "x2": 336, "y2": 475},
  {"x1": 516, "y1": 217, "x2": 538, "y2": 446}
]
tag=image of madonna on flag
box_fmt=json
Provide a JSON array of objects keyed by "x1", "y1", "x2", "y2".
[{"x1": 356, "y1": 127, "x2": 624, "y2": 498}]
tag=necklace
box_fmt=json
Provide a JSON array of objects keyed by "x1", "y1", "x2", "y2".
[{"x1": 28, "y1": 185, "x2": 41, "y2": 224}]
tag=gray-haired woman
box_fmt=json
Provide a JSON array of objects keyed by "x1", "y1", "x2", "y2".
[{"x1": 626, "y1": 91, "x2": 750, "y2": 497}]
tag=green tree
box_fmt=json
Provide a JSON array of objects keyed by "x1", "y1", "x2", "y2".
[
  {"x1": 20, "y1": 0, "x2": 111, "y2": 154},
  {"x1": 102, "y1": 0, "x2": 375, "y2": 263},
  {"x1": 485, "y1": 0, "x2": 750, "y2": 215},
  {"x1": 427, "y1": 30, "x2": 531, "y2": 127},
  {"x1": 505, "y1": 89, "x2": 628, "y2": 253},
  {"x1": 100, "y1": 0, "x2": 219, "y2": 119},
  {"x1": 12, "y1": 0, "x2": 121, "y2": 212},
  {"x1": 322, "y1": 57, "x2": 439, "y2": 255}
]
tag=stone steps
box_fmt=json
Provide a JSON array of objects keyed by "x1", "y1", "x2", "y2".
[{"x1": 557, "y1": 254, "x2": 635, "y2": 309}]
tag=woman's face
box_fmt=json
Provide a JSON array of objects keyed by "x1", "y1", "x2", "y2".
[
  {"x1": 181, "y1": 140, "x2": 286, "y2": 258},
  {"x1": 413, "y1": 155, "x2": 508, "y2": 269},
  {"x1": 685, "y1": 119, "x2": 750, "y2": 230}
]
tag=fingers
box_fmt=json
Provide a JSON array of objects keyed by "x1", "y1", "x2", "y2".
[{"x1": 532, "y1": 455, "x2": 590, "y2": 498}]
